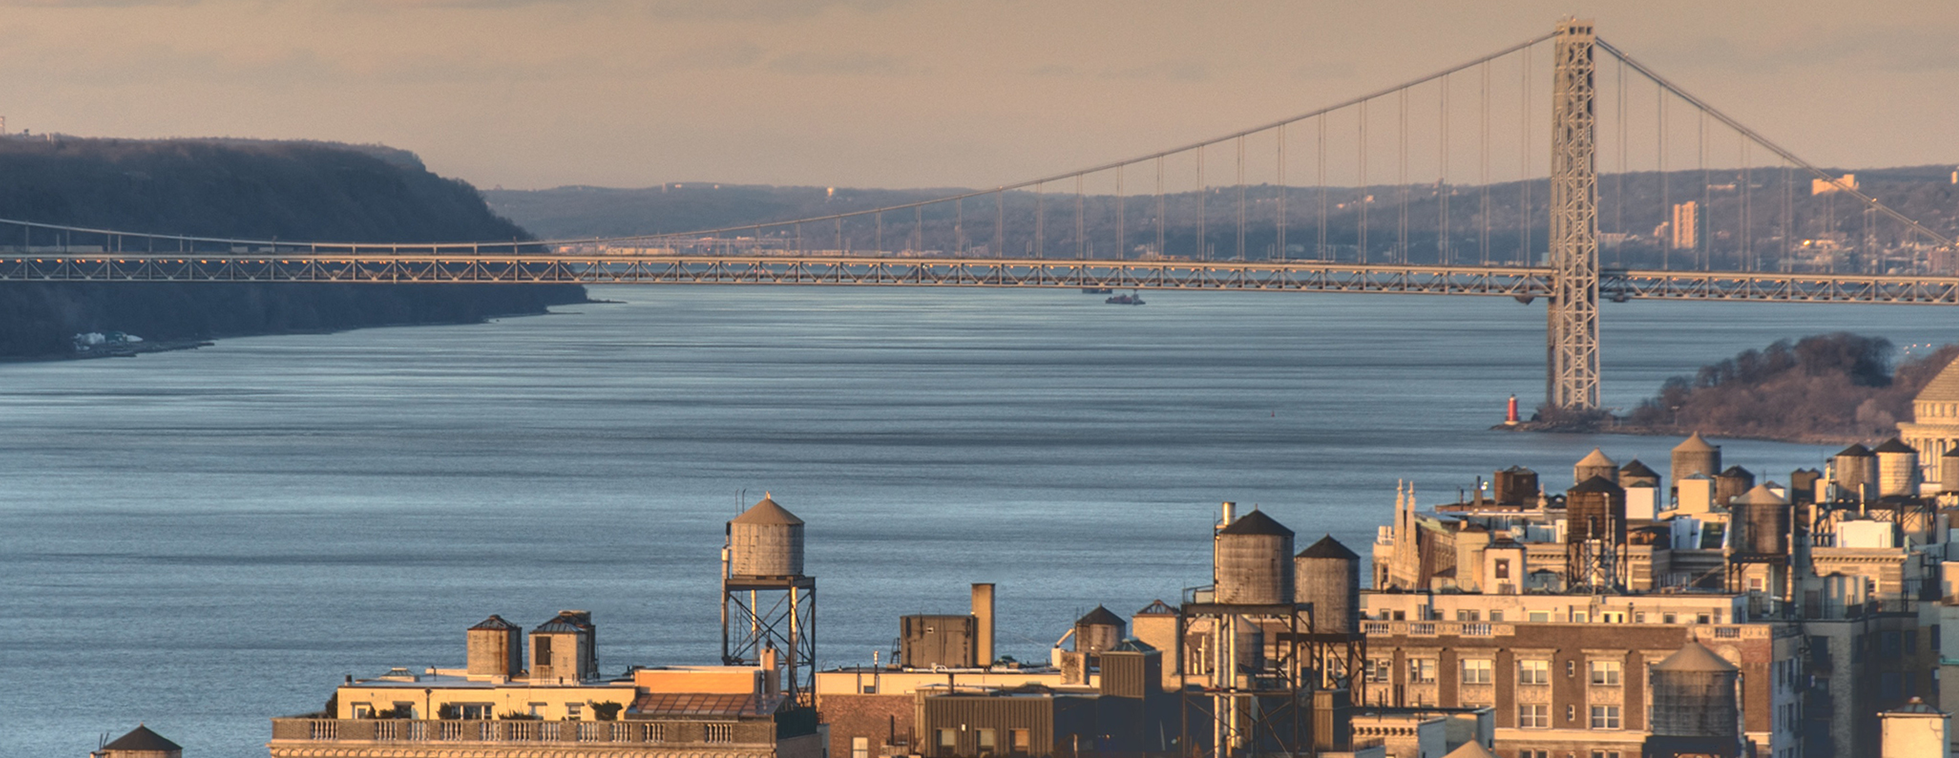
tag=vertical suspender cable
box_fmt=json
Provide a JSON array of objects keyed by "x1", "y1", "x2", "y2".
[
  {"x1": 1481, "y1": 61, "x2": 1490, "y2": 265},
  {"x1": 1197, "y1": 145, "x2": 1207, "y2": 260},
  {"x1": 1699, "y1": 109, "x2": 1709, "y2": 270},
  {"x1": 1398, "y1": 87, "x2": 1408, "y2": 264},
  {"x1": 994, "y1": 190, "x2": 1005, "y2": 258},
  {"x1": 1034, "y1": 181, "x2": 1045, "y2": 258},
  {"x1": 1742, "y1": 139, "x2": 1752, "y2": 271},
  {"x1": 1659, "y1": 84, "x2": 1669, "y2": 271},
  {"x1": 1155, "y1": 157, "x2": 1166, "y2": 259},
  {"x1": 1439, "y1": 74, "x2": 1450, "y2": 266},
  {"x1": 1358, "y1": 99, "x2": 1369, "y2": 264},
  {"x1": 1318, "y1": 116, "x2": 1328, "y2": 261},
  {"x1": 1236, "y1": 135, "x2": 1247, "y2": 261},
  {"x1": 955, "y1": 197, "x2": 964, "y2": 254},
  {"x1": 1075, "y1": 174, "x2": 1084, "y2": 260},
  {"x1": 1519, "y1": 45, "x2": 1531, "y2": 266},
  {"x1": 1277, "y1": 124, "x2": 1287, "y2": 261},
  {"x1": 1116, "y1": 164, "x2": 1126, "y2": 260}
]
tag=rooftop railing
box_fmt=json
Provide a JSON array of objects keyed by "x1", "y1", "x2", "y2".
[{"x1": 269, "y1": 718, "x2": 773, "y2": 747}]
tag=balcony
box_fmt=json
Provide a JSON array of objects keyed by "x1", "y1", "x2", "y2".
[
  {"x1": 269, "y1": 718, "x2": 773, "y2": 748},
  {"x1": 1359, "y1": 621, "x2": 1512, "y2": 638}
]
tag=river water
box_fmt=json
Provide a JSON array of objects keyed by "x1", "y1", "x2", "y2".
[{"x1": 2, "y1": 285, "x2": 1953, "y2": 756}]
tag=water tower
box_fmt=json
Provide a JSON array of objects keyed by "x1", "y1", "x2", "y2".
[{"x1": 722, "y1": 493, "x2": 816, "y2": 701}]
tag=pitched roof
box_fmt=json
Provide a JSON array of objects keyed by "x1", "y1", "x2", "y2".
[
  {"x1": 1217, "y1": 508, "x2": 1293, "y2": 537},
  {"x1": 1076, "y1": 605, "x2": 1124, "y2": 627},
  {"x1": 1618, "y1": 459, "x2": 1660, "y2": 479},
  {"x1": 1718, "y1": 465, "x2": 1753, "y2": 478},
  {"x1": 1568, "y1": 475, "x2": 1624, "y2": 494},
  {"x1": 1111, "y1": 638, "x2": 1157, "y2": 653},
  {"x1": 731, "y1": 493, "x2": 803, "y2": 526},
  {"x1": 1442, "y1": 742, "x2": 1498, "y2": 758},
  {"x1": 534, "y1": 610, "x2": 593, "y2": 634},
  {"x1": 1884, "y1": 696, "x2": 1946, "y2": 715},
  {"x1": 1915, "y1": 355, "x2": 1959, "y2": 403},
  {"x1": 1576, "y1": 448, "x2": 1616, "y2": 468},
  {"x1": 1135, "y1": 599, "x2": 1177, "y2": 616},
  {"x1": 1297, "y1": 534, "x2": 1359, "y2": 560},
  {"x1": 469, "y1": 614, "x2": 518, "y2": 631},
  {"x1": 1653, "y1": 640, "x2": 1737, "y2": 673},
  {"x1": 1673, "y1": 432, "x2": 1718, "y2": 453},
  {"x1": 1873, "y1": 437, "x2": 1917, "y2": 454},
  {"x1": 1836, "y1": 443, "x2": 1873, "y2": 458},
  {"x1": 1733, "y1": 484, "x2": 1788, "y2": 507},
  {"x1": 1501, "y1": 465, "x2": 1536, "y2": 475},
  {"x1": 102, "y1": 725, "x2": 181, "y2": 752}
]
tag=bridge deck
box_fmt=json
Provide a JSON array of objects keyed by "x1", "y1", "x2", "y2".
[{"x1": 3, "y1": 253, "x2": 1957, "y2": 304}]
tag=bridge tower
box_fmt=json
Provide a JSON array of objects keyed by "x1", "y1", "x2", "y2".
[{"x1": 1547, "y1": 18, "x2": 1601, "y2": 410}]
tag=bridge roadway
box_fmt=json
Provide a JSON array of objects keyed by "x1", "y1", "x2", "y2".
[{"x1": 6, "y1": 252, "x2": 1959, "y2": 304}]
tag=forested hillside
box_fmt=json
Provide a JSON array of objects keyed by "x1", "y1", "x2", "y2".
[
  {"x1": 1618, "y1": 333, "x2": 1959, "y2": 442},
  {"x1": 0, "y1": 136, "x2": 585, "y2": 357}
]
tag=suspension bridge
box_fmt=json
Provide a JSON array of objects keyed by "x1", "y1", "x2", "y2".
[{"x1": 1, "y1": 19, "x2": 1953, "y2": 411}]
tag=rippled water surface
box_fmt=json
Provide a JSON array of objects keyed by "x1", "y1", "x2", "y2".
[{"x1": 2, "y1": 285, "x2": 1952, "y2": 756}]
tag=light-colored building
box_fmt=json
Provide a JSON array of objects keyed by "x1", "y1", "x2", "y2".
[{"x1": 1897, "y1": 354, "x2": 1959, "y2": 488}]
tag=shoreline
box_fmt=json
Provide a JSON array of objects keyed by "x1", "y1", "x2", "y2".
[
  {"x1": 1495, "y1": 419, "x2": 1870, "y2": 447},
  {"x1": 0, "y1": 299, "x2": 598, "y2": 365}
]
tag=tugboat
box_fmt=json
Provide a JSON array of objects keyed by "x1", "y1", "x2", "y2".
[{"x1": 1104, "y1": 289, "x2": 1145, "y2": 305}]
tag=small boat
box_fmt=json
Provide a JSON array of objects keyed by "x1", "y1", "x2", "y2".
[
  {"x1": 1105, "y1": 290, "x2": 1145, "y2": 305},
  {"x1": 1081, "y1": 287, "x2": 1113, "y2": 294}
]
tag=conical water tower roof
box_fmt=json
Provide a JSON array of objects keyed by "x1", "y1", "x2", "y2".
[
  {"x1": 1619, "y1": 459, "x2": 1659, "y2": 479},
  {"x1": 732, "y1": 493, "x2": 803, "y2": 525},
  {"x1": 1568, "y1": 475, "x2": 1623, "y2": 494},
  {"x1": 1835, "y1": 443, "x2": 1873, "y2": 458},
  {"x1": 102, "y1": 725, "x2": 182, "y2": 752},
  {"x1": 1873, "y1": 437, "x2": 1916, "y2": 454},
  {"x1": 1674, "y1": 432, "x2": 1718, "y2": 453},
  {"x1": 1577, "y1": 448, "x2": 1616, "y2": 468},
  {"x1": 469, "y1": 614, "x2": 519, "y2": 631},
  {"x1": 1076, "y1": 605, "x2": 1124, "y2": 627},
  {"x1": 1218, "y1": 508, "x2": 1293, "y2": 537},
  {"x1": 1734, "y1": 484, "x2": 1788, "y2": 507},
  {"x1": 1654, "y1": 640, "x2": 1737, "y2": 673},
  {"x1": 1297, "y1": 534, "x2": 1359, "y2": 560}
]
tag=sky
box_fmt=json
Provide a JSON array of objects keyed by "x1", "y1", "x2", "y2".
[{"x1": 1, "y1": 1, "x2": 1955, "y2": 191}]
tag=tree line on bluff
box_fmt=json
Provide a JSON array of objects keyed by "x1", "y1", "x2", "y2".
[
  {"x1": 1618, "y1": 332, "x2": 1959, "y2": 442},
  {"x1": 0, "y1": 136, "x2": 585, "y2": 357}
]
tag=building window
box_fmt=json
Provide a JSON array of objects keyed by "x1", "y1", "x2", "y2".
[
  {"x1": 1519, "y1": 703, "x2": 1549, "y2": 728},
  {"x1": 1589, "y1": 660, "x2": 1622, "y2": 686},
  {"x1": 1408, "y1": 658, "x2": 1437, "y2": 683},
  {"x1": 1495, "y1": 559, "x2": 1511, "y2": 579},
  {"x1": 853, "y1": 737, "x2": 870, "y2": 758},
  {"x1": 1590, "y1": 705, "x2": 1622, "y2": 729},
  {"x1": 1591, "y1": 752, "x2": 1622, "y2": 758},
  {"x1": 1600, "y1": 611, "x2": 1626, "y2": 624},
  {"x1": 977, "y1": 728, "x2": 996, "y2": 755},
  {"x1": 350, "y1": 702, "x2": 374, "y2": 718},
  {"x1": 1461, "y1": 658, "x2": 1493, "y2": 685},
  {"x1": 1489, "y1": 611, "x2": 1504, "y2": 622},
  {"x1": 1366, "y1": 659, "x2": 1393, "y2": 683},
  {"x1": 706, "y1": 724, "x2": 736, "y2": 743},
  {"x1": 460, "y1": 703, "x2": 494, "y2": 720},
  {"x1": 1528, "y1": 610, "x2": 1552, "y2": 622},
  {"x1": 1521, "y1": 752, "x2": 1548, "y2": 758},
  {"x1": 1011, "y1": 729, "x2": 1031, "y2": 753},
  {"x1": 1571, "y1": 611, "x2": 1588, "y2": 623},
  {"x1": 537, "y1": 636, "x2": 553, "y2": 666},
  {"x1": 528, "y1": 702, "x2": 547, "y2": 718},
  {"x1": 935, "y1": 728, "x2": 957, "y2": 756},
  {"x1": 566, "y1": 703, "x2": 583, "y2": 720},
  {"x1": 1663, "y1": 613, "x2": 1677, "y2": 624},
  {"x1": 1519, "y1": 659, "x2": 1550, "y2": 685},
  {"x1": 1456, "y1": 609, "x2": 1481, "y2": 622}
]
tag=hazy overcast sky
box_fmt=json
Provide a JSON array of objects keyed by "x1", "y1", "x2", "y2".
[{"x1": 2, "y1": 1, "x2": 1954, "y2": 190}]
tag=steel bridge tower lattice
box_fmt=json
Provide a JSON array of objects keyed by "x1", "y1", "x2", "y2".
[{"x1": 1547, "y1": 18, "x2": 1601, "y2": 410}]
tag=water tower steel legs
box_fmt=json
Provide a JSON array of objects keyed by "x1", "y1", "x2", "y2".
[{"x1": 1547, "y1": 19, "x2": 1601, "y2": 411}]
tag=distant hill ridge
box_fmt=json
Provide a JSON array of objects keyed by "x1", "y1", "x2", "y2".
[{"x1": 0, "y1": 135, "x2": 585, "y2": 358}]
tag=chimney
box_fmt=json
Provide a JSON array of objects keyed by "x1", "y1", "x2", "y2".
[{"x1": 971, "y1": 583, "x2": 996, "y2": 669}]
